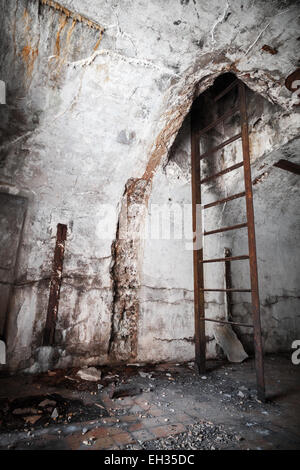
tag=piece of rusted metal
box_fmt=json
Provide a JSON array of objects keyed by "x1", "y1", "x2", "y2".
[
  {"x1": 238, "y1": 81, "x2": 265, "y2": 402},
  {"x1": 204, "y1": 222, "x2": 247, "y2": 236},
  {"x1": 201, "y1": 255, "x2": 249, "y2": 264},
  {"x1": 200, "y1": 288, "x2": 251, "y2": 292},
  {"x1": 191, "y1": 104, "x2": 206, "y2": 374},
  {"x1": 285, "y1": 68, "x2": 300, "y2": 106},
  {"x1": 199, "y1": 133, "x2": 242, "y2": 160},
  {"x1": 261, "y1": 44, "x2": 278, "y2": 55},
  {"x1": 224, "y1": 248, "x2": 233, "y2": 323},
  {"x1": 43, "y1": 223, "x2": 67, "y2": 346},
  {"x1": 200, "y1": 161, "x2": 243, "y2": 184},
  {"x1": 274, "y1": 159, "x2": 300, "y2": 175},
  {"x1": 284, "y1": 68, "x2": 300, "y2": 91},
  {"x1": 200, "y1": 318, "x2": 253, "y2": 328},
  {"x1": 203, "y1": 191, "x2": 245, "y2": 209}
]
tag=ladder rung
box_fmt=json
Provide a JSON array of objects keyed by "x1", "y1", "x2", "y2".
[
  {"x1": 197, "y1": 106, "x2": 240, "y2": 137},
  {"x1": 199, "y1": 318, "x2": 253, "y2": 328},
  {"x1": 204, "y1": 191, "x2": 245, "y2": 209},
  {"x1": 214, "y1": 79, "x2": 239, "y2": 102},
  {"x1": 204, "y1": 222, "x2": 247, "y2": 236},
  {"x1": 200, "y1": 288, "x2": 251, "y2": 292},
  {"x1": 201, "y1": 162, "x2": 244, "y2": 184},
  {"x1": 199, "y1": 133, "x2": 242, "y2": 160},
  {"x1": 200, "y1": 255, "x2": 249, "y2": 263}
]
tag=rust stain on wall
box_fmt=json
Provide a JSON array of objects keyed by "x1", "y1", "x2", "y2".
[
  {"x1": 93, "y1": 31, "x2": 104, "y2": 51},
  {"x1": 21, "y1": 45, "x2": 39, "y2": 78},
  {"x1": 21, "y1": 8, "x2": 39, "y2": 82},
  {"x1": 55, "y1": 15, "x2": 68, "y2": 56}
]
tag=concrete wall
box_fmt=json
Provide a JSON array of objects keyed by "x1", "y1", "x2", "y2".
[{"x1": 0, "y1": 0, "x2": 299, "y2": 372}]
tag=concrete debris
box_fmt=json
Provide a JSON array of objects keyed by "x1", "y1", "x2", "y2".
[
  {"x1": 0, "y1": 340, "x2": 6, "y2": 364},
  {"x1": 51, "y1": 408, "x2": 59, "y2": 419},
  {"x1": 213, "y1": 324, "x2": 248, "y2": 363},
  {"x1": 238, "y1": 391, "x2": 245, "y2": 398},
  {"x1": 76, "y1": 367, "x2": 102, "y2": 382}
]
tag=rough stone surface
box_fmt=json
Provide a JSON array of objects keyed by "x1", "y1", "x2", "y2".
[{"x1": 0, "y1": 0, "x2": 299, "y2": 372}]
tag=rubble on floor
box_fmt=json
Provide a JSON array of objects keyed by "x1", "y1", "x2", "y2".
[
  {"x1": 126, "y1": 421, "x2": 236, "y2": 450},
  {"x1": 0, "y1": 356, "x2": 299, "y2": 450}
]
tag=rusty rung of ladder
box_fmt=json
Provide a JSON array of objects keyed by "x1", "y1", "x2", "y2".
[
  {"x1": 200, "y1": 317, "x2": 253, "y2": 328},
  {"x1": 200, "y1": 255, "x2": 249, "y2": 263},
  {"x1": 199, "y1": 133, "x2": 242, "y2": 160},
  {"x1": 204, "y1": 191, "x2": 245, "y2": 209},
  {"x1": 214, "y1": 79, "x2": 239, "y2": 102},
  {"x1": 200, "y1": 162, "x2": 244, "y2": 184},
  {"x1": 204, "y1": 222, "x2": 247, "y2": 236},
  {"x1": 200, "y1": 288, "x2": 251, "y2": 292},
  {"x1": 197, "y1": 106, "x2": 240, "y2": 137}
]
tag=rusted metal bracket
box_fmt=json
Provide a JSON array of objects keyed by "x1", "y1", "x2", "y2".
[
  {"x1": 43, "y1": 223, "x2": 67, "y2": 346},
  {"x1": 273, "y1": 159, "x2": 300, "y2": 175},
  {"x1": 39, "y1": 0, "x2": 105, "y2": 33}
]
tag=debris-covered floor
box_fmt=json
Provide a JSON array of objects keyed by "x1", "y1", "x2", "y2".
[{"x1": 0, "y1": 355, "x2": 299, "y2": 450}]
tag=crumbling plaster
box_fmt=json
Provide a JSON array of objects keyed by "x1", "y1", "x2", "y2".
[{"x1": 0, "y1": 0, "x2": 299, "y2": 372}]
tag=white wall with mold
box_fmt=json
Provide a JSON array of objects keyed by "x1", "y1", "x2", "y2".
[{"x1": 0, "y1": 0, "x2": 299, "y2": 372}]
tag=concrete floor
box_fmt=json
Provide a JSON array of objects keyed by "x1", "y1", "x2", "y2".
[{"x1": 0, "y1": 355, "x2": 299, "y2": 450}]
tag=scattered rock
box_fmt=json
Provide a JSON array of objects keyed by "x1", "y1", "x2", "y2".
[
  {"x1": 82, "y1": 437, "x2": 96, "y2": 446},
  {"x1": 77, "y1": 367, "x2": 102, "y2": 382}
]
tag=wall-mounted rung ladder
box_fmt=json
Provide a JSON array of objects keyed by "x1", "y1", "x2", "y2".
[{"x1": 191, "y1": 79, "x2": 265, "y2": 402}]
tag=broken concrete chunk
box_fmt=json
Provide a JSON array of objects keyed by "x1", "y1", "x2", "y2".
[
  {"x1": 51, "y1": 408, "x2": 59, "y2": 419},
  {"x1": 213, "y1": 324, "x2": 248, "y2": 363},
  {"x1": 0, "y1": 340, "x2": 6, "y2": 365},
  {"x1": 77, "y1": 367, "x2": 102, "y2": 382}
]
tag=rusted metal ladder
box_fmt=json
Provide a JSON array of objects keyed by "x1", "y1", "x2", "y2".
[{"x1": 191, "y1": 79, "x2": 265, "y2": 402}]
